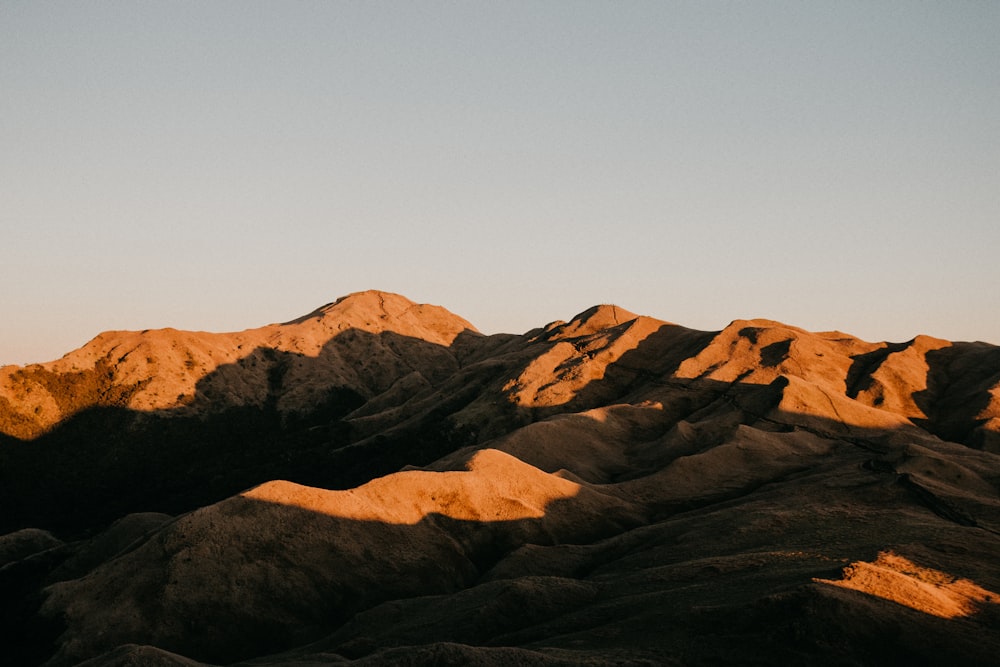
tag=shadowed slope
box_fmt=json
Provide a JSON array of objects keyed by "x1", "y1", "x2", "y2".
[
  {"x1": 0, "y1": 318, "x2": 495, "y2": 534},
  {"x1": 1, "y1": 293, "x2": 999, "y2": 666},
  {"x1": 40, "y1": 388, "x2": 1000, "y2": 666},
  {"x1": 40, "y1": 449, "x2": 642, "y2": 665}
]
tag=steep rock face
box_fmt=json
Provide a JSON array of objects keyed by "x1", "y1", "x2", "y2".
[{"x1": 0, "y1": 293, "x2": 999, "y2": 665}]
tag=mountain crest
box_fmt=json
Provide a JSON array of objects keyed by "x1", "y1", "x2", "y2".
[
  {"x1": 549, "y1": 304, "x2": 640, "y2": 339},
  {"x1": 285, "y1": 290, "x2": 477, "y2": 344}
]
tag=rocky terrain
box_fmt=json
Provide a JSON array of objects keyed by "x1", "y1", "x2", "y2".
[{"x1": 1, "y1": 290, "x2": 999, "y2": 666}]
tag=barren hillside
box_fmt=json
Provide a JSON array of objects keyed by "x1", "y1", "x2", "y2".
[{"x1": 2, "y1": 292, "x2": 998, "y2": 665}]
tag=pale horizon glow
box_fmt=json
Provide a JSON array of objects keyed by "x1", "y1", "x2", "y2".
[{"x1": 2, "y1": 2, "x2": 998, "y2": 365}]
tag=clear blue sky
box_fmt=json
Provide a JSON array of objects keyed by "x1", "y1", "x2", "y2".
[{"x1": 2, "y1": 1, "x2": 998, "y2": 365}]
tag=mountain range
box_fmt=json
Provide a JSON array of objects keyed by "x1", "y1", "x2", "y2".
[{"x1": 2, "y1": 290, "x2": 999, "y2": 665}]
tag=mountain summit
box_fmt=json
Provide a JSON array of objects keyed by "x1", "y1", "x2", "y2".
[
  {"x1": 1, "y1": 293, "x2": 999, "y2": 666},
  {"x1": 0, "y1": 291, "x2": 478, "y2": 438}
]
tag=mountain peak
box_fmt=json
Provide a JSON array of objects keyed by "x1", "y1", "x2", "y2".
[
  {"x1": 556, "y1": 304, "x2": 640, "y2": 338},
  {"x1": 283, "y1": 290, "x2": 411, "y2": 324},
  {"x1": 284, "y1": 291, "x2": 477, "y2": 340}
]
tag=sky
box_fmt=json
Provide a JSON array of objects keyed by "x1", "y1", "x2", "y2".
[{"x1": 2, "y1": 1, "x2": 998, "y2": 365}]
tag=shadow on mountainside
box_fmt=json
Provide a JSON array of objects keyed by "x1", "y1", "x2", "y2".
[
  {"x1": 3, "y1": 305, "x2": 1000, "y2": 665},
  {"x1": 913, "y1": 343, "x2": 1000, "y2": 449},
  {"x1": 2, "y1": 318, "x2": 999, "y2": 539},
  {"x1": 0, "y1": 329, "x2": 500, "y2": 536},
  {"x1": 525, "y1": 321, "x2": 718, "y2": 420},
  {"x1": 21, "y1": 437, "x2": 1000, "y2": 667},
  {"x1": 1, "y1": 372, "x2": 999, "y2": 665},
  {"x1": 35, "y1": 503, "x2": 598, "y2": 665}
]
